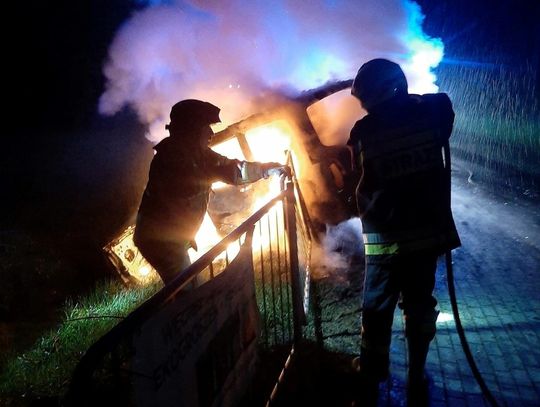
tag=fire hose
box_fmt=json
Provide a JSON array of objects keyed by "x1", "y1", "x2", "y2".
[
  {"x1": 443, "y1": 142, "x2": 500, "y2": 407},
  {"x1": 445, "y1": 251, "x2": 499, "y2": 407}
]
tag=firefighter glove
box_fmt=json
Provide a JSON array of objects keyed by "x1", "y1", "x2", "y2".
[{"x1": 263, "y1": 163, "x2": 291, "y2": 178}]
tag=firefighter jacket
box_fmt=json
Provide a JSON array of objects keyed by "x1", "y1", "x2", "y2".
[
  {"x1": 135, "y1": 135, "x2": 266, "y2": 245},
  {"x1": 347, "y1": 93, "x2": 461, "y2": 256}
]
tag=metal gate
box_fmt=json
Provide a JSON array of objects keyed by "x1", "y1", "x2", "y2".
[{"x1": 66, "y1": 175, "x2": 312, "y2": 407}]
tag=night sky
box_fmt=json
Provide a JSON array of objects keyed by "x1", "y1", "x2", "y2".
[
  {"x1": 8, "y1": 0, "x2": 539, "y2": 135},
  {"x1": 10, "y1": 1, "x2": 134, "y2": 133}
]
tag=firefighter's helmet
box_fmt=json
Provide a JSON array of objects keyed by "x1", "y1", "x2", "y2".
[
  {"x1": 351, "y1": 59, "x2": 408, "y2": 111},
  {"x1": 166, "y1": 99, "x2": 221, "y2": 131}
]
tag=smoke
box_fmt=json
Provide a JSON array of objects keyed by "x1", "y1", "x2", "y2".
[
  {"x1": 311, "y1": 217, "x2": 364, "y2": 279},
  {"x1": 99, "y1": 0, "x2": 443, "y2": 142}
]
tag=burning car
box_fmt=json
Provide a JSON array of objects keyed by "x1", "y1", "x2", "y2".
[{"x1": 105, "y1": 80, "x2": 359, "y2": 284}]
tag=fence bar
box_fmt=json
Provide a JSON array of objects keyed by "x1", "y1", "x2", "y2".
[
  {"x1": 258, "y1": 220, "x2": 269, "y2": 347},
  {"x1": 284, "y1": 181, "x2": 305, "y2": 344},
  {"x1": 275, "y1": 207, "x2": 286, "y2": 343},
  {"x1": 266, "y1": 213, "x2": 279, "y2": 345},
  {"x1": 282, "y1": 197, "x2": 293, "y2": 339}
]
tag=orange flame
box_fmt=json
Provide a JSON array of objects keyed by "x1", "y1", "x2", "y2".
[{"x1": 189, "y1": 120, "x2": 293, "y2": 263}]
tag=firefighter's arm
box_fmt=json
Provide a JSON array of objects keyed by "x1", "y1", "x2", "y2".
[
  {"x1": 423, "y1": 93, "x2": 455, "y2": 140},
  {"x1": 206, "y1": 150, "x2": 289, "y2": 185}
]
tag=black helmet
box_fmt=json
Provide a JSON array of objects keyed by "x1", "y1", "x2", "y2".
[
  {"x1": 166, "y1": 99, "x2": 221, "y2": 130},
  {"x1": 351, "y1": 59, "x2": 408, "y2": 111}
]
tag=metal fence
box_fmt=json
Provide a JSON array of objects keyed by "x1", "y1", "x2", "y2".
[{"x1": 65, "y1": 177, "x2": 312, "y2": 407}]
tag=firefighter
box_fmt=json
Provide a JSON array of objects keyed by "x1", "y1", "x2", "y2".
[
  {"x1": 134, "y1": 99, "x2": 286, "y2": 285},
  {"x1": 347, "y1": 59, "x2": 461, "y2": 406}
]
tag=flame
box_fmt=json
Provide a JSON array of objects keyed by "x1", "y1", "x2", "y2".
[
  {"x1": 247, "y1": 121, "x2": 293, "y2": 211},
  {"x1": 244, "y1": 122, "x2": 291, "y2": 165},
  {"x1": 189, "y1": 120, "x2": 294, "y2": 263},
  {"x1": 251, "y1": 203, "x2": 285, "y2": 254},
  {"x1": 210, "y1": 137, "x2": 244, "y2": 159},
  {"x1": 188, "y1": 212, "x2": 222, "y2": 263}
]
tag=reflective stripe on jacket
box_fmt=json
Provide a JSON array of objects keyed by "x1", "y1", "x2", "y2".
[{"x1": 363, "y1": 229, "x2": 461, "y2": 255}]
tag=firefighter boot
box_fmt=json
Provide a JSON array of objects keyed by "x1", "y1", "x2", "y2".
[
  {"x1": 350, "y1": 351, "x2": 389, "y2": 406},
  {"x1": 405, "y1": 310, "x2": 438, "y2": 407},
  {"x1": 406, "y1": 337, "x2": 430, "y2": 407}
]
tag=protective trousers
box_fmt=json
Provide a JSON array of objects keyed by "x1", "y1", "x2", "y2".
[
  {"x1": 359, "y1": 251, "x2": 439, "y2": 382},
  {"x1": 135, "y1": 238, "x2": 192, "y2": 285}
]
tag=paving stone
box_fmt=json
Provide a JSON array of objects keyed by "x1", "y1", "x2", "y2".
[
  {"x1": 462, "y1": 381, "x2": 482, "y2": 394},
  {"x1": 511, "y1": 369, "x2": 532, "y2": 384},
  {"x1": 484, "y1": 342, "x2": 504, "y2": 357},
  {"x1": 527, "y1": 367, "x2": 540, "y2": 384},
  {"x1": 446, "y1": 396, "x2": 467, "y2": 407},
  {"x1": 517, "y1": 385, "x2": 539, "y2": 402},
  {"x1": 447, "y1": 378, "x2": 465, "y2": 394},
  {"x1": 505, "y1": 352, "x2": 526, "y2": 369},
  {"x1": 465, "y1": 393, "x2": 486, "y2": 407},
  {"x1": 490, "y1": 357, "x2": 509, "y2": 373}
]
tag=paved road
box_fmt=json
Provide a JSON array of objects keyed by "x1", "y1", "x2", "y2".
[
  {"x1": 307, "y1": 163, "x2": 540, "y2": 406},
  {"x1": 422, "y1": 164, "x2": 540, "y2": 407}
]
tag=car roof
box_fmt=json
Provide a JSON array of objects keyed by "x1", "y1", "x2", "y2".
[{"x1": 210, "y1": 79, "x2": 352, "y2": 147}]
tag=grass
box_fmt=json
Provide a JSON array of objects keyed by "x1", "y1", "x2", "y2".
[
  {"x1": 438, "y1": 61, "x2": 540, "y2": 178},
  {"x1": 0, "y1": 264, "x2": 295, "y2": 403},
  {"x1": 0, "y1": 225, "x2": 301, "y2": 404},
  {"x1": 0, "y1": 278, "x2": 161, "y2": 402}
]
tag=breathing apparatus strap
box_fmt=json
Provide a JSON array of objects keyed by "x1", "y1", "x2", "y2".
[{"x1": 443, "y1": 141, "x2": 500, "y2": 407}]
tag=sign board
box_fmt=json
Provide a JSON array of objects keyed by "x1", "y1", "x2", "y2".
[{"x1": 132, "y1": 238, "x2": 259, "y2": 407}]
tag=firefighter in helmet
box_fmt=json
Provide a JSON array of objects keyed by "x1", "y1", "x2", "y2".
[
  {"x1": 134, "y1": 99, "x2": 286, "y2": 285},
  {"x1": 347, "y1": 59, "x2": 461, "y2": 406}
]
